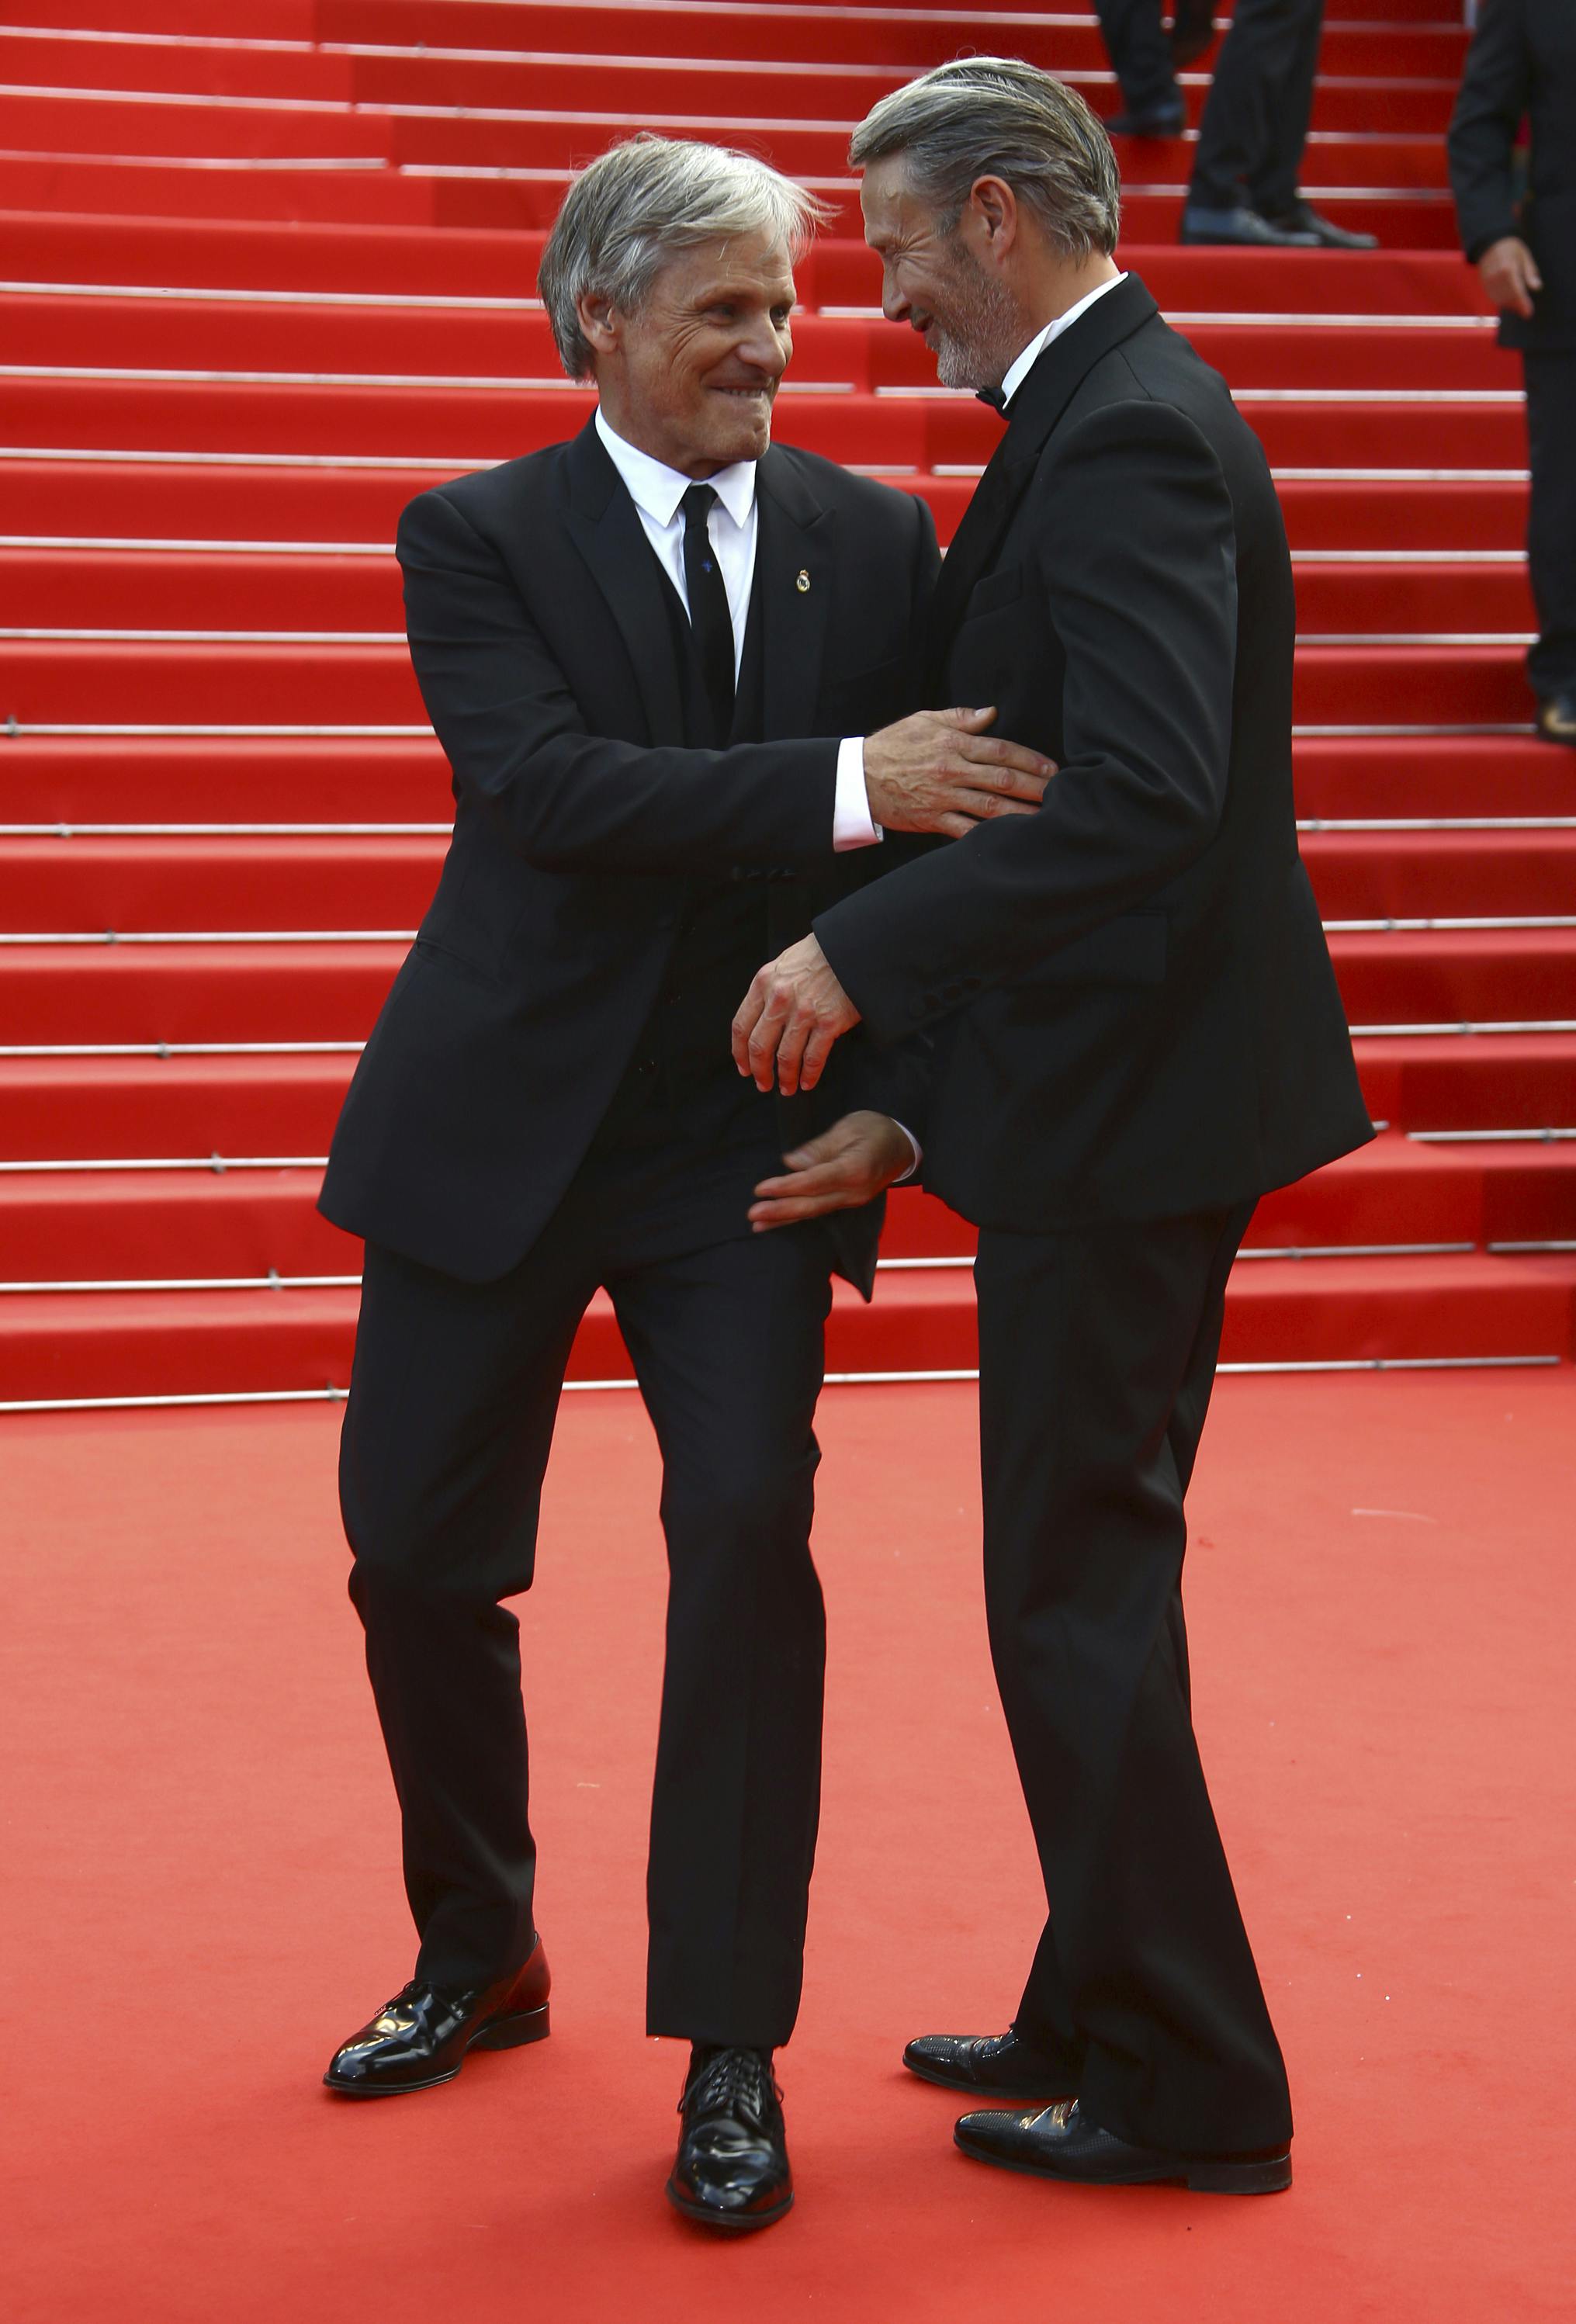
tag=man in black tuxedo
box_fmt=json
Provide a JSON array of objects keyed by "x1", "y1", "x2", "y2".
[
  {"x1": 1449, "y1": 0, "x2": 1576, "y2": 746},
  {"x1": 738, "y1": 60, "x2": 1373, "y2": 2194},
  {"x1": 315, "y1": 133, "x2": 1051, "y2": 2231}
]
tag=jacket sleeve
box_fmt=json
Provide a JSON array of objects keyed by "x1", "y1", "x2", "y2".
[
  {"x1": 397, "y1": 486, "x2": 840, "y2": 876},
  {"x1": 812, "y1": 397, "x2": 1236, "y2": 1041},
  {"x1": 1446, "y1": 0, "x2": 1533, "y2": 262}
]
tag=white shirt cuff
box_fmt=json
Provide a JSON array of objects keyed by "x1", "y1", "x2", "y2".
[
  {"x1": 891, "y1": 1121, "x2": 921, "y2": 1183},
  {"x1": 833, "y1": 735, "x2": 882, "y2": 850}
]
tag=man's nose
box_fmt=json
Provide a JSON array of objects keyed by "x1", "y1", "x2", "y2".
[
  {"x1": 882, "y1": 272, "x2": 910, "y2": 325},
  {"x1": 737, "y1": 322, "x2": 791, "y2": 379}
]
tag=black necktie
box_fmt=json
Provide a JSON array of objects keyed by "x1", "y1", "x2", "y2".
[{"x1": 680, "y1": 482, "x2": 736, "y2": 744}]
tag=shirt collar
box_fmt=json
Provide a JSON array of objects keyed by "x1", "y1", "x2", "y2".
[
  {"x1": 998, "y1": 271, "x2": 1129, "y2": 410},
  {"x1": 595, "y1": 407, "x2": 757, "y2": 531}
]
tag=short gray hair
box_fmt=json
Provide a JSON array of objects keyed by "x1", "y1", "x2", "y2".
[
  {"x1": 538, "y1": 134, "x2": 830, "y2": 380},
  {"x1": 849, "y1": 58, "x2": 1121, "y2": 263}
]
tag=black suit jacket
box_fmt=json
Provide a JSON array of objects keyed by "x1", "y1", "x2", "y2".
[
  {"x1": 1448, "y1": 0, "x2": 1576, "y2": 352},
  {"x1": 320, "y1": 421, "x2": 938, "y2": 1284},
  {"x1": 814, "y1": 276, "x2": 1373, "y2": 1231}
]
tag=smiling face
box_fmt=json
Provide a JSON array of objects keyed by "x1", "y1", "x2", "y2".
[
  {"x1": 861, "y1": 154, "x2": 1025, "y2": 393},
  {"x1": 577, "y1": 230, "x2": 796, "y2": 477}
]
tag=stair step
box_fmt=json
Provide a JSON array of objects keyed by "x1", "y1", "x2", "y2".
[
  {"x1": 9, "y1": 1134, "x2": 1576, "y2": 1282},
  {"x1": 0, "y1": 459, "x2": 1533, "y2": 557},
  {"x1": 0, "y1": 213, "x2": 1495, "y2": 316},
  {"x1": 0, "y1": 290, "x2": 1508, "y2": 395},
  {"x1": 4, "y1": 1250, "x2": 1571, "y2": 1408},
  {"x1": 2, "y1": 826, "x2": 1568, "y2": 933},
  {"x1": 0, "y1": 736, "x2": 454, "y2": 825},
  {"x1": 2, "y1": 636, "x2": 1540, "y2": 729},
  {"x1": 2, "y1": 545, "x2": 1536, "y2": 638}
]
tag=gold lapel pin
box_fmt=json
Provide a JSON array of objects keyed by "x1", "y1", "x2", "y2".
[{"x1": 796, "y1": 569, "x2": 811, "y2": 594}]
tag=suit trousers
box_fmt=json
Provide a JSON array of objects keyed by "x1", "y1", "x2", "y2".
[
  {"x1": 1096, "y1": 0, "x2": 1179, "y2": 116},
  {"x1": 1188, "y1": 0, "x2": 1325, "y2": 218},
  {"x1": 972, "y1": 1202, "x2": 1294, "y2": 2157},
  {"x1": 338, "y1": 1109, "x2": 834, "y2": 2049},
  {"x1": 1524, "y1": 351, "x2": 1576, "y2": 698}
]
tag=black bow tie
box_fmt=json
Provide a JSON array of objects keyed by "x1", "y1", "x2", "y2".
[{"x1": 976, "y1": 384, "x2": 1010, "y2": 414}]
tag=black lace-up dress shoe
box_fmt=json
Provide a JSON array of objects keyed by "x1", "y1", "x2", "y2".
[
  {"x1": 667, "y1": 2047, "x2": 794, "y2": 2232},
  {"x1": 324, "y1": 1934, "x2": 549, "y2": 2095},
  {"x1": 1536, "y1": 692, "x2": 1576, "y2": 746},
  {"x1": 954, "y1": 2098, "x2": 1292, "y2": 2194},
  {"x1": 902, "y1": 2028, "x2": 1077, "y2": 2101}
]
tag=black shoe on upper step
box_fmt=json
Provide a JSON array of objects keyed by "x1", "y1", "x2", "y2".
[
  {"x1": 902, "y1": 2027, "x2": 1078, "y2": 2101},
  {"x1": 323, "y1": 1934, "x2": 549, "y2": 2095},
  {"x1": 1260, "y1": 199, "x2": 1379, "y2": 250},
  {"x1": 1536, "y1": 691, "x2": 1576, "y2": 746},
  {"x1": 667, "y1": 2047, "x2": 795, "y2": 2233},
  {"x1": 954, "y1": 2097, "x2": 1293, "y2": 2194}
]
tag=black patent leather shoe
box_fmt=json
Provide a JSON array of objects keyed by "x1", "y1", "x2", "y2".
[
  {"x1": 903, "y1": 2028, "x2": 1077, "y2": 2101},
  {"x1": 954, "y1": 2097, "x2": 1292, "y2": 2194},
  {"x1": 323, "y1": 1934, "x2": 549, "y2": 2096},
  {"x1": 1536, "y1": 692, "x2": 1576, "y2": 746},
  {"x1": 667, "y1": 2048, "x2": 793, "y2": 2233},
  {"x1": 1261, "y1": 199, "x2": 1379, "y2": 251}
]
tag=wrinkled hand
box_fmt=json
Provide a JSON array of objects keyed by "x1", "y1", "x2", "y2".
[
  {"x1": 1477, "y1": 234, "x2": 1541, "y2": 320},
  {"x1": 748, "y1": 1111, "x2": 915, "y2": 1232},
  {"x1": 864, "y1": 708, "x2": 1055, "y2": 840},
  {"x1": 732, "y1": 934, "x2": 860, "y2": 1095}
]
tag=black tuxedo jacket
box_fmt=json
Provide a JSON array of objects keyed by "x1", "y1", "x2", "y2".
[
  {"x1": 1449, "y1": 0, "x2": 1576, "y2": 352},
  {"x1": 320, "y1": 422, "x2": 937, "y2": 1284},
  {"x1": 814, "y1": 275, "x2": 1373, "y2": 1231}
]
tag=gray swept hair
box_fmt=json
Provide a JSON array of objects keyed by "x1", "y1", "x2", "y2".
[
  {"x1": 848, "y1": 57, "x2": 1121, "y2": 264},
  {"x1": 538, "y1": 134, "x2": 830, "y2": 381}
]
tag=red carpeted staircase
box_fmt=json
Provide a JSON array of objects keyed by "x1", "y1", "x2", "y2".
[{"x1": 3, "y1": 0, "x2": 1574, "y2": 1405}]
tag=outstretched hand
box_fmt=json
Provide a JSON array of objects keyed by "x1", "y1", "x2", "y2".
[
  {"x1": 748, "y1": 1111, "x2": 916, "y2": 1232},
  {"x1": 732, "y1": 934, "x2": 860, "y2": 1095}
]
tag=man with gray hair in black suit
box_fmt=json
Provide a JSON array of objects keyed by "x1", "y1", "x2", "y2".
[{"x1": 314, "y1": 132, "x2": 1051, "y2": 2230}]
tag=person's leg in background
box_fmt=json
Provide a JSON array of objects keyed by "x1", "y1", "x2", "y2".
[{"x1": 1523, "y1": 350, "x2": 1576, "y2": 741}]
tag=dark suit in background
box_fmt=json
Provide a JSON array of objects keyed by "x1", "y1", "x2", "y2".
[
  {"x1": 814, "y1": 276, "x2": 1373, "y2": 2156},
  {"x1": 320, "y1": 424, "x2": 935, "y2": 2045},
  {"x1": 1448, "y1": 0, "x2": 1576, "y2": 707}
]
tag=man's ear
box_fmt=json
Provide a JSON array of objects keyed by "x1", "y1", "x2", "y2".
[
  {"x1": 968, "y1": 175, "x2": 1020, "y2": 259},
  {"x1": 577, "y1": 289, "x2": 620, "y2": 356}
]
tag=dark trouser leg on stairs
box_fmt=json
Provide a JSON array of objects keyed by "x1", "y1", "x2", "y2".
[
  {"x1": 1524, "y1": 351, "x2": 1576, "y2": 701},
  {"x1": 1189, "y1": 0, "x2": 1325, "y2": 215}
]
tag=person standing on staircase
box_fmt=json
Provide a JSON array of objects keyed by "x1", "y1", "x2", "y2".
[
  {"x1": 1449, "y1": 0, "x2": 1576, "y2": 747},
  {"x1": 315, "y1": 133, "x2": 1052, "y2": 2234},
  {"x1": 1178, "y1": 0, "x2": 1379, "y2": 248},
  {"x1": 736, "y1": 56, "x2": 1373, "y2": 2196}
]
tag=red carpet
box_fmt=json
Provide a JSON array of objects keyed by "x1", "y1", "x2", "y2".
[{"x1": 4, "y1": 1373, "x2": 1574, "y2": 2322}]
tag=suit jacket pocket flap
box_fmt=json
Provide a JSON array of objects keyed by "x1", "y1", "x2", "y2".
[
  {"x1": 1010, "y1": 911, "x2": 1168, "y2": 993},
  {"x1": 964, "y1": 563, "x2": 1025, "y2": 618}
]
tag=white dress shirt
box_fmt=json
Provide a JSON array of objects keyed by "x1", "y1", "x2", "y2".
[
  {"x1": 998, "y1": 271, "x2": 1130, "y2": 409},
  {"x1": 594, "y1": 410, "x2": 878, "y2": 850},
  {"x1": 594, "y1": 409, "x2": 918, "y2": 1178}
]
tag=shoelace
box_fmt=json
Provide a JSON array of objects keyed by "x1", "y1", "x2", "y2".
[{"x1": 678, "y1": 2047, "x2": 781, "y2": 2123}]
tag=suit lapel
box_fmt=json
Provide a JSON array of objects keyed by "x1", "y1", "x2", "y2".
[
  {"x1": 560, "y1": 417, "x2": 686, "y2": 743},
  {"x1": 931, "y1": 275, "x2": 1162, "y2": 666},
  {"x1": 755, "y1": 447, "x2": 833, "y2": 741}
]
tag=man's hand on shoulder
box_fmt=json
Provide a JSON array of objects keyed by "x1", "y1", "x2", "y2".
[
  {"x1": 747, "y1": 1112, "x2": 916, "y2": 1231},
  {"x1": 864, "y1": 709, "x2": 1055, "y2": 839},
  {"x1": 733, "y1": 934, "x2": 859, "y2": 1094}
]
